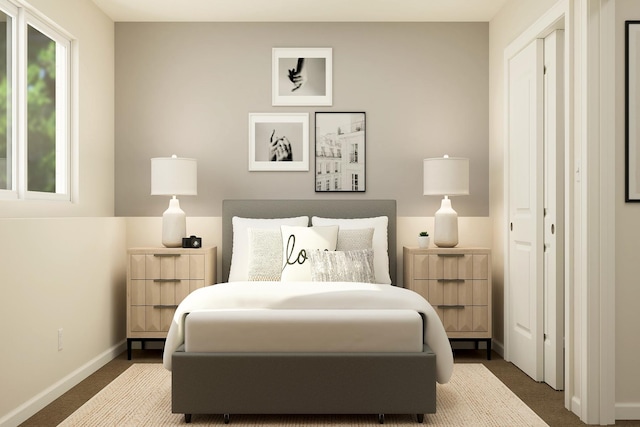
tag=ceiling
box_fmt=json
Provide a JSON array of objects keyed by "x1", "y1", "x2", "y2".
[{"x1": 90, "y1": 0, "x2": 509, "y2": 22}]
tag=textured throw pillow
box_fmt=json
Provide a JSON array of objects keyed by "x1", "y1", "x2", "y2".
[
  {"x1": 311, "y1": 216, "x2": 391, "y2": 284},
  {"x1": 228, "y1": 216, "x2": 309, "y2": 282},
  {"x1": 280, "y1": 225, "x2": 339, "y2": 282},
  {"x1": 309, "y1": 249, "x2": 376, "y2": 283},
  {"x1": 247, "y1": 228, "x2": 282, "y2": 281},
  {"x1": 336, "y1": 227, "x2": 374, "y2": 251}
]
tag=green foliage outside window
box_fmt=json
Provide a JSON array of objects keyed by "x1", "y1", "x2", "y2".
[
  {"x1": 0, "y1": 21, "x2": 8, "y2": 190},
  {"x1": 27, "y1": 26, "x2": 56, "y2": 193}
]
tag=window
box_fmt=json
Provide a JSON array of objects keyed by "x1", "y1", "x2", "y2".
[
  {"x1": 349, "y1": 143, "x2": 359, "y2": 164},
  {"x1": 0, "y1": 1, "x2": 71, "y2": 201}
]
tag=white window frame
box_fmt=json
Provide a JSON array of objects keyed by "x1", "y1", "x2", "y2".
[
  {"x1": 0, "y1": 0, "x2": 18, "y2": 200},
  {"x1": 0, "y1": 0, "x2": 72, "y2": 202}
]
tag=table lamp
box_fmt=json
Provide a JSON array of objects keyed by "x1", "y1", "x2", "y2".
[
  {"x1": 151, "y1": 155, "x2": 197, "y2": 247},
  {"x1": 423, "y1": 155, "x2": 469, "y2": 248}
]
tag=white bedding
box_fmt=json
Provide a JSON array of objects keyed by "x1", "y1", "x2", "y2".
[
  {"x1": 163, "y1": 281, "x2": 454, "y2": 384},
  {"x1": 185, "y1": 309, "x2": 423, "y2": 353}
]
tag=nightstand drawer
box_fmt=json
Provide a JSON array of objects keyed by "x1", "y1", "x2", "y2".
[
  {"x1": 130, "y1": 278, "x2": 206, "y2": 305},
  {"x1": 410, "y1": 278, "x2": 487, "y2": 307},
  {"x1": 435, "y1": 304, "x2": 488, "y2": 334},
  {"x1": 412, "y1": 253, "x2": 488, "y2": 280},
  {"x1": 130, "y1": 305, "x2": 176, "y2": 332},
  {"x1": 130, "y1": 253, "x2": 207, "y2": 280}
]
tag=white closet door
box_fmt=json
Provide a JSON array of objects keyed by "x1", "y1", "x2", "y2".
[{"x1": 507, "y1": 38, "x2": 544, "y2": 382}]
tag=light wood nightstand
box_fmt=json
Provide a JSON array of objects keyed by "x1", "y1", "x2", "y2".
[
  {"x1": 403, "y1": 246, "x2": 492, "y2": 359},
  {"x1": 126, "y1": 246, "x2": 216, "y2": 359}
]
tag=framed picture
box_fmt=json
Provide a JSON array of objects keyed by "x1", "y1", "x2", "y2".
[
  {"x1": 249, "y1": 113, "x2": 309, "y2": 171},
  {"x1": 315, "y1": 112, "x2": 366, "y2": 192},
  {"x1": 272, "y1": 47, "x2": 332, "y2": 106},
  {"x1": 626, "y1": 21, "x2": 640, "y2": 202}
]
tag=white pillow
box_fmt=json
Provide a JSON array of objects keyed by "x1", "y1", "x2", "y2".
[
  {"x1": 280, "y1": 225, "x2": 339, "y2": 282},
  {"x1": 309, "y1": 249, "x2": 376, "y2": 283},
  {"x1": 311, "y1": 216, "x2": 391, "y2": 284},
  {"x1": 336, "y1": 227, "x2": 374, "y2": 251},
  {"x1": 247, "y1": 228, "x2": 283, "y2": 281},
  {"x1": 229, "y1": 216, "x2": 308, "y2": 282}
]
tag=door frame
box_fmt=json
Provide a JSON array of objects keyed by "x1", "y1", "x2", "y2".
[{"x1": 502, "y1": 0, "x2": 616, "y2": 423}]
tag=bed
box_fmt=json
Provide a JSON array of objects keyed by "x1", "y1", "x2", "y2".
[{"x1": 163, "y1": 199, "x2": 453, "y2": 424}]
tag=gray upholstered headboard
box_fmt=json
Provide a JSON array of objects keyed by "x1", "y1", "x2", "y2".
[{"x1": 222, "y1": 199, "x2": 397, "y2": 285}]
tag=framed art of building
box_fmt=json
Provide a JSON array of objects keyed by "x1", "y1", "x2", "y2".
[{"x1": 315, "y1": 112, "x2": 366, "y2": 192}]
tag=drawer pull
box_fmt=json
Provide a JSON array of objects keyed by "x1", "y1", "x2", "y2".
[
  {"x1": 436, "y1": 278, "x2": 466, "y2": 282},
  {"x1": 436, "y1": 305, "x2": 465, "y2": 309},
  {"x1": 436, "y1": 253, "x2": 464, "y2": 257},
  {"x1": 153, "y1": 254, "x2": 181, "y2": 257},
  {"x1": 153, "y1": 279, "x2": 181, "y2": 283},
  {"x1": 153, "y1": 304, "x2": 179, "y2": 309}
]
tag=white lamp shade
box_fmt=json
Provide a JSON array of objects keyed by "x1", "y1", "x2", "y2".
[
  {"x1": 423, "y1": 156, "x2": 469, "y2": 196},
  {"x1": 151, "y1": 156, "x2": 198, "y2": 196}
]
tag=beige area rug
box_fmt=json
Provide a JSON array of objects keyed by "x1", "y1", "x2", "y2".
[{"x1": 58, "y1": 363, "x2": 548, "y2": 426}]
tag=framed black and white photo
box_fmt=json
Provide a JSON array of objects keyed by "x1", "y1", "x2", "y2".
[
  {"x1": 272, "y1": 48, "x2": 332, "y2": 106},
  {"x1": 249, "y1": 113, "x2": 309, "y2": 171},
  {"x1": 315, "y1": 112, "x2": 365, "y2": 192},
  {"x1": 626, "y1": 21, "x2": 640, "y2": 201}
]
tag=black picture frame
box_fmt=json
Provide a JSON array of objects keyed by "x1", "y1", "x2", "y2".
[
  {"x1": 314, "y1": 112, "x2": 366, "y2": 192},
  {"x1": 626, "y1": 21, "x2": 640, "y2": 202}
]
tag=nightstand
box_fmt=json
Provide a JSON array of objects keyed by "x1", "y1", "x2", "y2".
[
  {"x1": 126, "y1": 246, "x2": 216, "y2": 359},
  {"x1": 403, "y1": 246, "x2": 492, "y2": 359}
]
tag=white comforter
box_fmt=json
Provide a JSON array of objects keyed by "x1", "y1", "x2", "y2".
[{"x1": 163, "y1": 281, "x2": 454, "y2": 384}]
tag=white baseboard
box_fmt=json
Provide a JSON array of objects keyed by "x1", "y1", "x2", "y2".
[
  {"x1": 571, "y1": 395, "x2": 581, "y2": 420},
  {"x1": 491, "y1": 339, "x2": 505, "y2": 358},
  {"x1": 0, "y1": 340, "x2": 126, "y2": 427},
  {"x1": 616, "y1": 403, "x2": 640, "y2": 421}
]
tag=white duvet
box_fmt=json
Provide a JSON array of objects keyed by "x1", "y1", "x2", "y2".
[{"x1": 163, "y1": 281, "x2": 454, "y2": 384}]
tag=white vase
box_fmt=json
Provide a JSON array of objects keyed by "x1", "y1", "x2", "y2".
[
  {"x1": 417, "y1": 236, "x2": 430, "y2": 249},
  {"x1": 162, "y1": 197, "x2": 186, "y2": 248},
  {"x1": 433, "y1": 197, "x2": 459, "y2": 247}
]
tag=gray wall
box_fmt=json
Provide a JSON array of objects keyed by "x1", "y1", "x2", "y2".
[{"x1": 115, "y1": 22, "x2": 488, "y2": 217}]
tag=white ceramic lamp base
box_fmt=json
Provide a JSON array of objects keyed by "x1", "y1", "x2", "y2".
[
  {"x1": 433, "y1": 197, "x2": 459, "y2": 248},
  {"x1": 162, "y1": 197, "x2": 186, "y2": 248}
]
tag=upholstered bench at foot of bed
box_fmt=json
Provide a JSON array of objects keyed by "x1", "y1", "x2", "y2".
[{"x1": 171, "y1": 344, "x2": 436, "y2": 424}]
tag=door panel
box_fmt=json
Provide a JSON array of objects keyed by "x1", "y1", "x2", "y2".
[{"x1": 508, "y1": 38, "x2": 544, "y2": 381}]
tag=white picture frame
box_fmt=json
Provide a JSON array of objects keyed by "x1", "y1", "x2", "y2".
[
  {"x1": 248, "y1": 113, "x2": 309, "y2": 171},
  {"x1": 272, "y1": 47, "x2": 332, "y2": 106}
]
